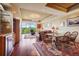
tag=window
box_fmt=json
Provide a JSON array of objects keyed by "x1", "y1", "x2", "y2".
[{"x1": 21, "y1": 21, "x2": 36, "y2": 34}]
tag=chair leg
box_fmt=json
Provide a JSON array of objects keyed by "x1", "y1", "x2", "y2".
[{"x1": 73, "y1": 42, "x2": 78, "y2": 49}]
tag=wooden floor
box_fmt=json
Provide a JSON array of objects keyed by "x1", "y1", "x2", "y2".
[
  {"x1": 11, "y1": 37, "x2": 39, "y2": 56},
  {"x1": 10, "y1": 35, "x2": 79, "y2": 56}
]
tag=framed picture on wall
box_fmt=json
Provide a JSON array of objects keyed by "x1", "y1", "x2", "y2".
[{"x1": 67, "y1": 16, "x2": 79, "y2": 26}]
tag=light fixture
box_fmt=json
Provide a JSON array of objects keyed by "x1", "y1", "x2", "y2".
[
  {"x1": 23, "y1": 16, "x2": 29, "y2": 19},
  {"x1": 6, "y1": 25, "x2": 10, "y2": 29},
  {"x1": 29, "y1": 13, "x2": 40, "y2": 19}
]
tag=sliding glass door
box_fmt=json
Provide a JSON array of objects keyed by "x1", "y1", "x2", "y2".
[{"x1": 21, "y1": 21, "x2": 36, "y2": 34}]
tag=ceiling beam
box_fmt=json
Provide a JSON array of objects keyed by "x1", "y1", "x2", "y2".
[
  {"x1": 46, "y1": 3, "x2": 78, "y2": 12},
  {"x1": 46, "y1": 3, "x2": 68, "y2": 12},
  {"x1": 67, "y1": 3, "x2": 78, "y2": 12}
]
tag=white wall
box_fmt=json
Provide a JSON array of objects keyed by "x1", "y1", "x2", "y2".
[{"x1": 41, "y1": 13, "x2": 79, "y2": 42}]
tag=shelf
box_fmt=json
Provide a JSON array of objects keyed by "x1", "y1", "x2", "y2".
[{"x1": 1, "y1": 21, "x2": 10, "y2": 23}]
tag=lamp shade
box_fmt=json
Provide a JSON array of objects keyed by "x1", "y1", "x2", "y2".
[{"x1": 52, "y1": 26, "x2": 55, "y2": 29}]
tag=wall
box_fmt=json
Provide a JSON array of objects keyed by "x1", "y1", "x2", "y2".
[
  {"x1": 41, "y1": 15, "x2": 65, "y2": 30},
  {"x1": 10, "y1": 4, "x2": 22, "y2": 40},
  {"x1": 41, "y1": 10, "x2": 79, "y2": 42}
]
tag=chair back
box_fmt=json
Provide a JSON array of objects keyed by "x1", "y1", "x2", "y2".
[
  {"x1": 64, "y1": 31, "x2": 71, "y2": 37},
  {"x1": 70, "y1": 31, "x2": 78, "y2": 42}
]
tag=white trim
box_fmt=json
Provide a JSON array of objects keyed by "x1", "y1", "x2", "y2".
[
  {"x1": 33, "y1": 45, "x2": 40, "y2": 56},
  {"x1": 0, "y1": 4, "x2": 4, "y2": 11}
]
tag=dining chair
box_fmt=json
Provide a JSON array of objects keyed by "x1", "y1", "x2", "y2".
[
  {"x1": 70, "y1": 31, "x2": 78, "y2": 42},
  {"x1": 68, "y1": 31, "x2": 78, "y2": 49},
  {"x1": 64, "y1": 31, "x2": 71, "y2": 38},
  {"x1": 55, "y1": 31, "x2": 71, "y2": 44},
  {"x1": 54, "y1": 31, "x2": 71, "y2": 50}
]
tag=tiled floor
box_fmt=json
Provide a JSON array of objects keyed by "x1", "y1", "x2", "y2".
[{"x1": 11, "y1": 36, "x2": 39, "y2": 56}]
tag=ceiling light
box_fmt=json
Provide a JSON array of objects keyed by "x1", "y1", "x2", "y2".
[
  {"x1": 29, "y1": 13, "x2": 40, "y2": 19},
  {"x1": 23, "y1": 16, "x2": 29, "y2": 19}
]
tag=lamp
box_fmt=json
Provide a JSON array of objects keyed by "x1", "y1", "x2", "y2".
[
  {"x1": 52, "y1": 26, "x2": 55, "y2": 32},
  {"x1": 52, "y1": 26, "x2": 55, "y2": 29},
  {"x1": 52, "y1": 26, "x2": 59, "y2": 36},
  {"x1": 52, "y1": 26, "x2": 55, "y2": 36}
]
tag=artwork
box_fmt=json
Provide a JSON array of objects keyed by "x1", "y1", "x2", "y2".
[
  {"x1": 67, "y1": 16, "x2": 79, "y2": 26},
  {"x1": 37, "y1": 23, "x2": 42, "y2": 29}
]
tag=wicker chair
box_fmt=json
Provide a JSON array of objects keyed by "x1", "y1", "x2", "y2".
[
  {"x1": 68, "y1": 31, "x2": 78, "y2": 47},
  {"x1": 39, "y1": 30, "x2": 53, "y2": 43},
  {"x1": 64, "y1": 31, "x2": 71, "y2": 38},
  {"x1": 54, "y1": 31, "x2": 71, "y2": 50},
  {"x1": 55, "y1": 31, "x2": 71, "y2": 43},
  {"x1": 69, "y1": 31, "x2": 78, "y2": 42}
]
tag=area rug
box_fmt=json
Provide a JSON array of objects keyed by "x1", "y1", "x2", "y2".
[
  {"x1": 33, "y1": 42, "x2": 62, "y2": 56},
  {"x1": 33, "y1": 42, "x2": 79, "y2": 56}
]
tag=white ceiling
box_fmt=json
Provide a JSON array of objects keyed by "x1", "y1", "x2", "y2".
[
  {"x1": 14, "y1": 3, "x2": 67, "y2": 21},
  {"x1": 20, "y1": 8, "x2": 52, "y2": 21},
  {"x1": 14, "y1": 3, "x2": 79, "y2": 21},
  {"x1": 15, "y1": 3, "x2": 66, "y2": 15}
]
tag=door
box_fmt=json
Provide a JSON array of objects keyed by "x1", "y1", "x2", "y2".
[
  {"x1": 13, "y1": 18, "x2": 20, "y2": 45},
  {"x1": 0, "y1": 36, "x2": 5, "y2": 56}
]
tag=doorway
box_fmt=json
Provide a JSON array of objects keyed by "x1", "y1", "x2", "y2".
[{"x1": 21, "y1": 21, "x2": 37, "y2": 39}]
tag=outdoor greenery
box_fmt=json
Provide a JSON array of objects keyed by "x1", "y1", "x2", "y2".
[{"x1": 22, "y1": 27, "x2": 36, "y2": 34}]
